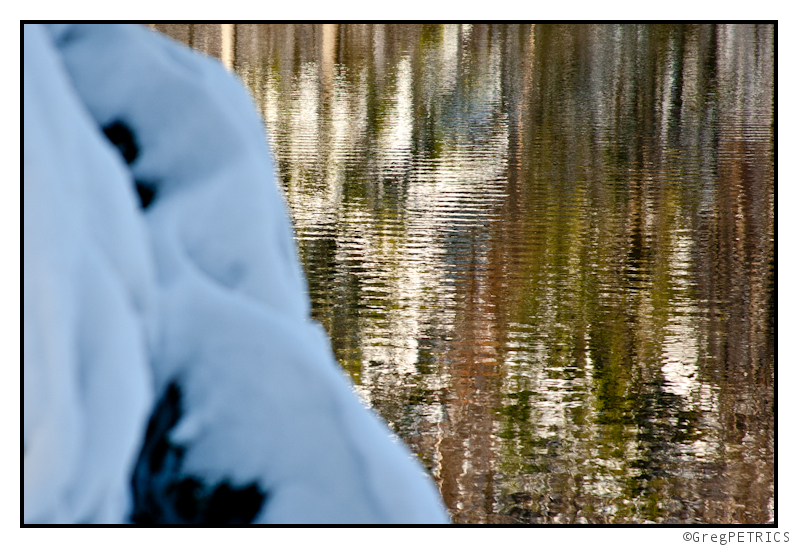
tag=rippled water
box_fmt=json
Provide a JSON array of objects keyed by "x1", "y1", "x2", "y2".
[{"x1": 155, "y1": 23, "x2": 775, "y2": 524}]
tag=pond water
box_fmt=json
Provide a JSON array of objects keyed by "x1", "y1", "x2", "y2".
[{"x1": 153, "y1": 24, "x2": 775, "y2": 524}]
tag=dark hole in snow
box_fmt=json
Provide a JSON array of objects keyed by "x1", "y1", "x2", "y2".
[
  {"x1": 101, "y1": 122, "x2": 156, "y2": 209},
  {"x1": 102, "y1": 121, "x2": 138, "y2": 164},
  {"x1": 205, "y1": 482, "x2": 265, "y2": 524},
  {"x1": 135, "y1": 181, "x2": 156, "y2": 209},
  {"x1": 171, "y1": 477, "x2": 203, "y2": 522},
  {"x1": 132, "y1": 381, "x2": 267, "y2": 524}
]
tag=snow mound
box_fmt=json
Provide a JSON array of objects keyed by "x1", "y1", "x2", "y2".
[{"x1": 24, "y1": 23, "x2": 449, "y2": 524}]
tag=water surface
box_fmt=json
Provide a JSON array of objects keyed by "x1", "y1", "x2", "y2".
[{"x1": 155, "y1": 23, "x2": 775, "y2": 524}]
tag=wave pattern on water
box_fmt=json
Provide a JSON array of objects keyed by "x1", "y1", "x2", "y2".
[{"x1": 157, "y1": 23, "x2": 775, "y2": 524}]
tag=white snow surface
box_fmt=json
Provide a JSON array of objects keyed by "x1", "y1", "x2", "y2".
[{"x1": 23, "y1": 23, "x2": 449, "y2": 524}]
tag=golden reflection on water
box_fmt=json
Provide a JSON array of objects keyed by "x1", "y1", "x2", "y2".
[{"x1": 153, "y1": 24, "x2": 775, "y2": 524}]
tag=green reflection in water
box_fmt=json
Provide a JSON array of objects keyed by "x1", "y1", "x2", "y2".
[{"x1": 155, "y1": 23, "x2": 775, "y2": 524}]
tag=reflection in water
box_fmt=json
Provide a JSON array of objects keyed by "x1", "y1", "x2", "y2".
[{"x1": 153, "y1": 24, "x2": 775, "y2": 524}]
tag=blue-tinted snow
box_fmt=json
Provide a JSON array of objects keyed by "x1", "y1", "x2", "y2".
[{"x1": 23, "y1": 23, "x2": 449, "y2": 524}]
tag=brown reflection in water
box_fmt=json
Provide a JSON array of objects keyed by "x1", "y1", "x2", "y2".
[
  {"x1": 152, "y1": 23, "x2": 775, "y2": 524},
  {"x1": 703, "y1": 25, "x2": 774, "y2": 523}
]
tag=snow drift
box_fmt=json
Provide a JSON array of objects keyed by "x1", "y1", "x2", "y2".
[{"x1": 23, "y1": 23, "x2": 449, "y2": 524}]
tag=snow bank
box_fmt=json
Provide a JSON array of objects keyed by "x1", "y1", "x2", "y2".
[
  {"x1": 24, "y1": 23, "x2": 449, "y2": 524},
  {"x1": 24, "y1": 23, "x2": 155, "y2": 523}
]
